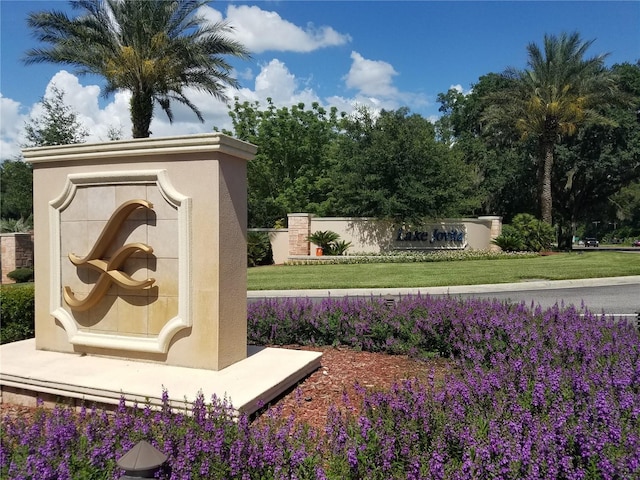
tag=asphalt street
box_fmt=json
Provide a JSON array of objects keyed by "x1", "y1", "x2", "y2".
[{"x1": 248, "y1": 276, "x2": 640, "y2": 324}]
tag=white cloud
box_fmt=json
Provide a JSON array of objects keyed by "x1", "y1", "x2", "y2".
[
  {"x1": 46, "y1": 71, "x2": 101, "y2": 118},
  {"x1": 1, "y1": 3, "x2": 438, "y2": 158},
  {"x1": 255, "y1": 59, "x2": 297, "y2": 97},
  {"x1": 43, "y1": 71, "x2": 129, "y2": 142},
  {"x1": 0, "y1": 95, "x2": 27, "y2": 159},
  {"x1": 0, "y1": 54, "x2": 429, "y2": 159},
  {"x1": 206, "y1": 4, "x2": 351, "y2": 54},
  {"x1": 339, "y1": 52, "x2": 429, "y2": 114},
  {"x1": 237, "y1": 67, "x2": 255, "y2": 82},
  {"x1": 344, "y1": 51, "x2": 398, "y2": 97},
  {"x1": 1, "y1": 43, "x2": 430, "y2": 158},
  {"x1": 233, "y1": 59, "x2": 321, "y2": 108}
]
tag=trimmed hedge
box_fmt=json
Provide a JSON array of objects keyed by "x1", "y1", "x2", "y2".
[
  {"x1": 0, "y1": 283, "x2": 35, "y2": 344},
  {"x1": 7, "y1": 267, "x2": 34, "y2": 283}
]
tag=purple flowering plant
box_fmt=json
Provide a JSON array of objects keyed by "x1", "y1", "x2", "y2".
[{"x1": 2, "y1": 295, "x2": 639, "y2": 479}]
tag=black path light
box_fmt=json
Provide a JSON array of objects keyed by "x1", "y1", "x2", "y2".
[
  {"x1": 384, "y1": 293, "x2": 396, "y2": 308},
  {"x1": 117, "y1": 440, "x2": 168, "y2": 479}
]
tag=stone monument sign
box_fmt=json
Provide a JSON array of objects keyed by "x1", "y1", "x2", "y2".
[{"x1": 23, "y1": 133, "x2": 257, "y2": 371}]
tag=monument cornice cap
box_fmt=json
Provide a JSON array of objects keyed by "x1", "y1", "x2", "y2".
[{"x1": 23, "y1": 133, "x2": 257, "y2": 164}]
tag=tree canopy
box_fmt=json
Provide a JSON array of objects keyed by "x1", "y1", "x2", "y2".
[
  {"x1": 3, "y1": 24, "x2": 636, "y2": 243},
  {"x1": 23, "y1": 86, "x2": 88, "y2": 147},
  {"x1": 222, "y1": 50, "x2": 639, "y2": 243},
  {"x1": 25, "y1": 0, "x2": 249, "y2": 138},
  {"x1": 482, "y1": 32, "x2": 621, "y2": 225},
  {"x1": 329, "y1": 107, "x2": 479, "y2": 221},
  {"x1": 0, "y1": 160, "x2": 32, "y2": 221}
]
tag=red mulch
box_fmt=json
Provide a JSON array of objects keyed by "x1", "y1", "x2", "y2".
[
  {"x1": 255, "y1": 346, "x2": 454, "y2": 431},
  {"x1": 1, "y1": 347, "x2": 454, "y2": 433}
]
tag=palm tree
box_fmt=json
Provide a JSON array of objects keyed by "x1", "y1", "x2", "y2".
[
  {"x1": 483, "y1": 32, "x2": 617, "y2": 224},
  {"x1": 25, "y1": 0, "x2": 249, "y2": 138}
]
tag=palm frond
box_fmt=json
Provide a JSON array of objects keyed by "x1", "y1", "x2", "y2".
[{"x1": 24, "y1": 0, "x2": 251, "y2": 138}]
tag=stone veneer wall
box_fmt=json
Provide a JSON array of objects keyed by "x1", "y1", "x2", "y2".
[
  {"x1": 287, "y1": 213, "x2": 311, "y2": 256},
  {"x1": 485, "y1": 216, "x2": 503, "y2": 253},
  {"x1": 0, "y1": 233, "x2": 34, "y2": 283}
]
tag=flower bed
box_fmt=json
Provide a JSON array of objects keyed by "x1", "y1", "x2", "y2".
[
  {"x1": 285, "y1": 249, "x2": 538, "y2": 265},
  {"x1": 2, "y1": 296, "x2": 639, "y2": 479}
]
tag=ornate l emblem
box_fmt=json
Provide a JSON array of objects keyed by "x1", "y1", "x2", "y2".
[{"x1": 63, "y1": 199, "x2": 156, "y2": 311}]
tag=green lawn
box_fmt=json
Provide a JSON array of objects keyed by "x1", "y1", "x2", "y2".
[{"x1": 247, "y1": 251, "x2": 640, "y2": 290}]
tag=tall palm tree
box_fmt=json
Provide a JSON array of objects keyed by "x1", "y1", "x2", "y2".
[
  {"x1": 25, "y1": 0, "x2": 250, "y2": 138},
  {"x1": 483, "y1": 32, "x2": 617, "y2": 224}
]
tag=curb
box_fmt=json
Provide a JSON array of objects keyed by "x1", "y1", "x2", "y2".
[{"x1": 247, "y1": 276, "x2": 640, "y2": 299}]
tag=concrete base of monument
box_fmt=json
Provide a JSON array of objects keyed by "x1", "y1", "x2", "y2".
[{"x1": 0, "y1": 339, "x2": 322, "y2": 416}]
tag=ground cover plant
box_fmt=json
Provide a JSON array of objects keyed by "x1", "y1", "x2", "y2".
[{"x1": 2, "y1": 296, "x2": 639, "y2": 479}]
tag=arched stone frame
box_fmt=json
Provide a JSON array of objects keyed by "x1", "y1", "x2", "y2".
[{"x1": 49, "y1": 169, "x2": 191, "y2": 354}]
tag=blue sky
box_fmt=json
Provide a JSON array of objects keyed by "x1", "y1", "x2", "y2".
[{"x1": 1, "y1": 1, "x2": 639, "y2": 158}]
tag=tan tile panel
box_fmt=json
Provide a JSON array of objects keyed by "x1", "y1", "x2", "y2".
[{"x1": 87, "y1": 186, "x2": 116, "y2": 221}]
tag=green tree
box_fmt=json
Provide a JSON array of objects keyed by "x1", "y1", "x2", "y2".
[
  {"x1": 226, "y1": 98, "x2": 340, "y2": 227},
  {"x1": 23, "y1": 86, "x2": 88, "y2": 147},
  {"x1": 3, "y1": 86, "x2": 88, "y2": 223},
  {"x1": 0, "y1": 160, "x2": 32, "y2": 220},
  {"x1": 552, "y1": 61, "x2": 640, "y2": 247},
  {"x1": 25, "y1": 0, "x2": 249, "y2": 138},
  {"x1": 610, "y1": 181, "x2": 640, "y2": 238},
  {"x1": 483, "y1": 32, "x2": 620, "y2": 225},
  {"x1": 330, "y1": 107, "x2": 478, "y2": 221},
  {"x1": 436, "y1": 75, "x2": 534, "y2": 220}
]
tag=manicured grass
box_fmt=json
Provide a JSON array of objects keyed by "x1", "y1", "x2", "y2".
[{"x1": 248, "y1": 251, "x2": 640, "y2": 290}]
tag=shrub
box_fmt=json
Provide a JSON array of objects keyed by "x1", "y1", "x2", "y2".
[
  {"x1": 248, "y1": 296, "x2": 454, "y2": 358},
  {"x1": 512, "y1": 213, "x2": 555, "y2": 251},
  {"x1": 247, "y1": 231, "x2": 273, "y2": 267},
  {"x1": 0, "y1": 283, "x2": 35, "y2": 344},
  {"x1": 491, "y1": 224, "x2": 524, "y2": 252},
  {"x1": 493, "y1": 213, "x2": 555, "y2": 252},
  {"x1": 327, "y1": 239, "x2": 352, "y2": 256},
  {"x1": 307, "y1": 230, "x2": 340, "y2": 255},
  {"x1": 307, "y1": 231, "x2": 352, "y2": 256},
  {"x1": 1, "y1": 391, "x2": 323, "y2": 479},
  {"x1": 7, "y1": 267, "x2": 34, "y2": 283},
  {"x1": 286, "y1": 249, "x2": 537, "y2": 265},
  {"x1": 0, "y1": 215, "x2": 33, "y2": 233}
]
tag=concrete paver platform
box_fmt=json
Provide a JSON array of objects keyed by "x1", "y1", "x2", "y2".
[{"x1": 0, "y1": 339, "x2": 322, "y2": 415}]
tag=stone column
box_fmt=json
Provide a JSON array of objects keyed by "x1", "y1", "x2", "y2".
[
  {"x1": 479, "y1": 216, "x2": 503, "y2": 252},
  {"x1": 287, "y1": 213, "x2": 312, "y2": 256}
]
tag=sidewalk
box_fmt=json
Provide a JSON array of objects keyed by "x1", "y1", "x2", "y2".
[{"x1": 247, "y1": 275, "x2": 640, "y2": 299}]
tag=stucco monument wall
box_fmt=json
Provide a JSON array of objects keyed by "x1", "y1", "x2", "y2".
[
  {"x1": 24, "y1": 133, "x2": 256, "y2": 371},
  {"x1": 251, "y1": 215, "x2": 502, "y2": 264}
]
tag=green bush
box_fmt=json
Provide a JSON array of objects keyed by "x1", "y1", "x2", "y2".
[
  {"x1": 7, "y1": 267, "x2": 34, "y2": 283},
  {"x1": 0, "y1": 215, "x2": 33, "y2": 233},
  {"x1": 247, "y1": 231, "x2": 273, "y2": 267},
  {"x1": 491, "y1": 224, "x2": 525, "y2": 252},
  {"x1": 512, "y1": 213, "x2": 555, "y2": 251},
  {"x1": 492, "y1": 214, "x2": 555, "y2": 252},
  {"x1": 0, "y1": 283, "x2": 35, "y2": 344},
  {"x1": 327, "y1": 239, "x2": 353, "y2": 256},
  {"x1": 307, "y1": 230, "x2": 352, "y2": 255}
]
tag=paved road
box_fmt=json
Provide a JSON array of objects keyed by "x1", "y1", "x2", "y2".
[
  {"x1": 442, "y1": 283, "x2": 639, "y2": 316},
  {"x1": 248, "y1": 276, "x2": 640, "y2": 322}
]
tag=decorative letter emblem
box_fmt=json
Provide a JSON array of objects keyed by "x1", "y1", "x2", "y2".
[{"x1": 64, "y1": 199, "x2": 156, "y2": 311}]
